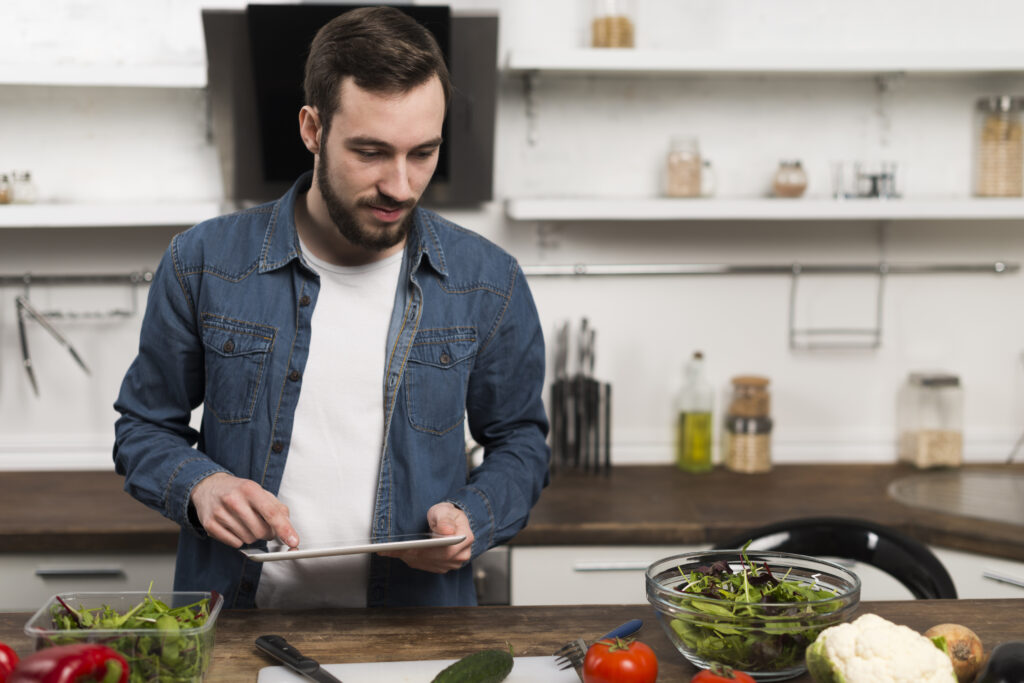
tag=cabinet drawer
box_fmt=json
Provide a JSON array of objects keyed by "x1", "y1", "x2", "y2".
[
  {"x1": 0, "y1": 553, "x2": 176, "y2": 612},
  {"x1": 510, "y1": 545, "x2": 707, "y2": 606}
]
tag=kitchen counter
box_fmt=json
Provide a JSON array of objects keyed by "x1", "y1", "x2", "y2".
[
  {"x1": 2, "y1": 464, "x2": 1023, "y2": 559},
  {"x1": 1, "y1": 600, "x2": 1022, "y2": 681}
]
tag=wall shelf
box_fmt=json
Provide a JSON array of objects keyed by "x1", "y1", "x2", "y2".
[
  {"x1": 0, "y1": 64, "x2": 207, "y2": 88},
  {"x1": 505, "y1": 49, "x2": 1024, "y2": 76},
  {"x1": 505, "y1": 197, "x2": 1024, "y2": 222},
  {"x1": 0, "y1": 203, "x2": 224, "y2": 229}
]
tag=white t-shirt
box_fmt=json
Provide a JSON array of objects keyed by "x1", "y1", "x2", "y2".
[{"x1": 255, "y1": 245, "x2": 403, "y2": 608}]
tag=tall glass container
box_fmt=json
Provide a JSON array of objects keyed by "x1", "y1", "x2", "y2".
[
  {"x1": 723, "y1": 375, "x2": 772, "y2": 473},
  {"x1": 897, "y1": 372, "x2": 963, "y2": 468},
  {"x1": 975, "y1": 95, "x2": 1023, "y2": 197},
  {"x1": 591, "y1": 0, "x2": 635, "y2": 48},
  {"x1": 675, "y1": 351, "x2": 713, "y2": 472}
]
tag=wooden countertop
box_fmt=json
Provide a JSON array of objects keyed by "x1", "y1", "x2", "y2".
[
  {"x1": 3, "y1": 464, "x2": 1023, "y2": 560},
  {"x1": 2, "y1": 600, "x2": 1022, "y2": 681},
  {"x1": 515, "y1": 463, "x2": 1024, "y2": 561}
]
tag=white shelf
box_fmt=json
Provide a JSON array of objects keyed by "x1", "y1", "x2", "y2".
[
  {"x1": 505, "y1": 49, "x2": 1024, "y2": 75},
  {"x1": 0, "y1": 64, "x2": 207, "y2": 88},
  {"x1": 0, "y1": 202, "x2": 225, "y2": 228},
  {"x1": 505, "y1": 197, "x2": 1024, "y2": 221}
]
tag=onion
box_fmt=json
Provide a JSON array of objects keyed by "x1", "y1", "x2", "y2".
[{"x1": 926, "y1": 623, "x2": 985, "y2": 683}]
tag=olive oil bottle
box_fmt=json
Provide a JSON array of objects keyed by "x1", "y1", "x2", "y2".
[{"x1": 675, "y1": 351, "x2": 713, "y2": 472}]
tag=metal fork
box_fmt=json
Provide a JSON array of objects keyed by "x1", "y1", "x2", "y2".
[{"x1": 553, "y1": 619, "x2": 643, "y2": 672}]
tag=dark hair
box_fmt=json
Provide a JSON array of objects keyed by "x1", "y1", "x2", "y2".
[{"x1": 303, "y1": 6, "x2": 451, "y2": 130}]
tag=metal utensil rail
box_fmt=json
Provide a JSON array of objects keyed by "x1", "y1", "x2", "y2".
[{"x1": 522, "y1": 261, "x2": 1018, "y2": 350}]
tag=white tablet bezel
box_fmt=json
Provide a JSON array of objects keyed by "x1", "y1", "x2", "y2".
[{"x1": 239, "y1": 533, "x2": 467, "y2": 563}]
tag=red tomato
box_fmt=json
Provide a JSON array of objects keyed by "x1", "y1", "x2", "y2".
[
  {"x1": 690, "y1": 662, "x2": 757, "y2": 683},
  {"x1": 582, "y1": 638, "x2": 658, "y2": 683}
]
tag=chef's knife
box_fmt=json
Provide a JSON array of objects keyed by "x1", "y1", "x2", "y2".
[{"x1": 256, "y1": 634, "x2": 343, "y2": 683}]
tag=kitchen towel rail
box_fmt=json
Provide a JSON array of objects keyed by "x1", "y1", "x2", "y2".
[
  {"x1": 522, "y1": 261, "x2": 1019, "y2": 350},
  {"x1": 521, "y1": 261, "x2": 1017, "y2": 277},
  {"x1": 0, "y1": 271, "x2": 154, "y2": 287}
]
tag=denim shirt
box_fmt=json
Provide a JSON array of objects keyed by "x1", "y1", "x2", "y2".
[{"x1": 113, "y1": 172, "x2": 549, "y2": 608}]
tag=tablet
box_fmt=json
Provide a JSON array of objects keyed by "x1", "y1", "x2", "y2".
[{"x1": 239, "y1": 533, "x2": 467, "y2": 562}]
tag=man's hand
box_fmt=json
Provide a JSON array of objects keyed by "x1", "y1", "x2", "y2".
[
  {"x1": 377, "y1": 502, "x2": 475, "y2": 573},
  {"x1": 190, "y1": 472, "x2": 299, "y2": 549}
]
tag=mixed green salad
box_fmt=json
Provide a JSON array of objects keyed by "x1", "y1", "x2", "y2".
[
  {"x1": 665, "y1": 545, "x2": 847, "y2": 672},
  {"x1": 41, "y1": 589, "x2": 215, "y2": 683}
]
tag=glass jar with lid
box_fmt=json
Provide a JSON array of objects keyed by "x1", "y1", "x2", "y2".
[
  {"x1": 897, "y1": 372, "x2": 963, "y2": 468},
  {"x1": 975, "y1": 95, "x2": 1023, "y2": 197},
  {"x1": 772, "y1": 160, "x2": 808, "y2": 198},
  {"x1": 591, "y1": 0, "x2": 635, "y2": 48},
  {"x1": 723, "y1": 375, "x2": 772, "y2": 473},
  {"x1": 666, "y1": 137, "x2": 702, "y2": 198}
]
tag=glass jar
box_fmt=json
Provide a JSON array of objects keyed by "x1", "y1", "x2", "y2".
[
  {"x1": 11, "y1": 171, "x2": 37, "y2": 204},
  {"x1": 591, "y1": 0, "x2": 635, "y2": 48},
  {"x1": 897, "y1": 372, "x2": 963, "y2": 468},
  {"x1": 0, "y1": 174, "x2": 10, "y2": 204},
  {"x1": 666, "y1": 137, "x2": 702, "y2": 198},
  {"x1": 975, "y1": 95, "x2": 1023, "y2": 197},
  {"x1": 723, "y1": 416, "x2": 773, "y2": 474},
  {"x1": 724, "y1": 376, "x2": 772, "y2": 473},
  {"x1": 772, "y1": 160, "x2": 808, "y2": 198}
]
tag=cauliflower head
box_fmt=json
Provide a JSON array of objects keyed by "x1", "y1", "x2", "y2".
[{"x1": 806, "y1": 613, "x2": 956, "y2": 683}]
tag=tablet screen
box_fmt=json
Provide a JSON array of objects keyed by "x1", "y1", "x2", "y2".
[{"x1": 239, "y1": 533, "x2": 467, "y2": 563}]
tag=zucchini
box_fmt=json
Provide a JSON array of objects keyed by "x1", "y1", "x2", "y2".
[{"x1": 430, "y1": 647, "x2": 514, "y2": 683}]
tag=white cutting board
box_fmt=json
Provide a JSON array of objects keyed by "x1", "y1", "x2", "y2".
[{"x1": 258, "y1": 655, "x2": 578, "y2": 682}]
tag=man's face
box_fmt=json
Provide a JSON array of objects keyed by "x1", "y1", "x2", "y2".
[{"x1": 315, "y1": 76, "x2": 445, "y2": 253}]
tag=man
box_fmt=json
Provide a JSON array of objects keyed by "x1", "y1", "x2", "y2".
[{"x1": 113, "y1": 7, "x2": 549, "y2": 608}]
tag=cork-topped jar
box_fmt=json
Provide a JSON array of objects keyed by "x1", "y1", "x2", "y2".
[{"x1": 724, "y1": 375, "x2": 772, "y2": 473}]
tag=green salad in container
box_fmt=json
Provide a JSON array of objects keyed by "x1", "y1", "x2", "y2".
[{"x1": 646, "y1": 545, "x2": 861, "y2": 677}]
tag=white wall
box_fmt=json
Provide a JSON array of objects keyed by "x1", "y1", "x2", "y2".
[{"x1": 2, "y1": 0, "x2": 1023, "y2": 469}]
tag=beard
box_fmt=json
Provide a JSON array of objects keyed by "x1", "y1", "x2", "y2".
[{"x1": 316, "y1": 143, "x2": 415, "y2": 253}]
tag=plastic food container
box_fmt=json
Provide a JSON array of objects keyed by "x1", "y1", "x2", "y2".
[{"x1": 24, "y1": 591, "x2": 223, "y2": 682}]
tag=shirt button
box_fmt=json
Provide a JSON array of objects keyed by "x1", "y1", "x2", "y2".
[
  {"x1": 271, "y1": 441, "x2": 284, "y2": 453},
  {"x1": 288, "y1": 369, "x2": 301, "y2": 382},
  {"x1": 299, "y1": 295, "x2": 311, "y2": 306},
  {"x1": 387, "y1": 375, "x2": 397, "y2": 388},
  {"x1": 222, "y1": 339, "x2": 235, "y2": 353},
  {"x1": 440, "y1": 352, "x2": 451, "y2": 365}
]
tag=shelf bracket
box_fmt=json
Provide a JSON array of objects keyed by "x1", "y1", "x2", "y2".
[{"x1": 522, "y1": 70, "x2": 539, "y2": 146}]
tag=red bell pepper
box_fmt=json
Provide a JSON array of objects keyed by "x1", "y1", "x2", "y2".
[
  {"x1": 0, "y1": 642, "x2": 19, "y2": 682},
  {"x1": 9, "y1": 644, "x2": 127, "y2": 683}
]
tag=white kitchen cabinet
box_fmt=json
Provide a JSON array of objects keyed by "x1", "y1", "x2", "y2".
[
  {"x1": 510, "y1": 545, "x2": 708, "y2": 606},
  {"x1": 509, "y1": 544, "x2": 1024, "y2": 605},
  {"x1": 0, "y1": 553, "x2": 176, "y2": 612}
]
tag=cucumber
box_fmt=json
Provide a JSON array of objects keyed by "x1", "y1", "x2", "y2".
[{"x1": 430, "y1": 647, "x2": 514, "y2": 683}]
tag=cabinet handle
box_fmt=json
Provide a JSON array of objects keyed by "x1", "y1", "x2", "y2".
[
  {"x1": 983, "y1": 569, "x2": 1024, "y2": 590},
  {"x1": 573, "y1": 561, "x2": 651, "y2": 572},
  {"x1": 35, "y1": 567, "x2": 126, "y2": 579}
]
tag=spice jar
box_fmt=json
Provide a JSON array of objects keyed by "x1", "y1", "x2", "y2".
[
  {"x1": 591, "y1": 0, "x2": 635, "y2": 48},
  {"x1": 772, "y1": 160, "x2": 808, "y2": 198},
  {"x1": 724, "y1": 375, "x2": 772, "y2": 473},
  {"x1": 897, "y1": 372, "x2": 963, "y2": 468},
  {"x1": 0, "y1": 174, "x2": 10, "y2": 204},
  {"x1": 975, "y1": 95, "x2": 1023, "y2": 197},
  {"x1": 666, "y1": 137, "x2": 702, "y2": 198}
]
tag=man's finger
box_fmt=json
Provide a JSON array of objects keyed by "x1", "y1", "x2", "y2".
[{"x1": 253, "y1": 495, "x2": 299, "y2": 547}]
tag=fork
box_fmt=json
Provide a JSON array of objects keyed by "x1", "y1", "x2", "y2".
[{"x1": 553, "y1": 618, "x2": 643, "y2": 672}]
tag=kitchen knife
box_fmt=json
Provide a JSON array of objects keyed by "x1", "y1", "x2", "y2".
[{"x1": 256, "y1": 634, "x2": 343, "y2": 683}]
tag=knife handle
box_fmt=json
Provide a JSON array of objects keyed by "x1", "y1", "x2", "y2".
[
  {"x1": 599, "y1": 619, "x2": 643, "y2": 641},
  {"x1": 256, "y1": 634, "x2": 321, "y2": 675}
]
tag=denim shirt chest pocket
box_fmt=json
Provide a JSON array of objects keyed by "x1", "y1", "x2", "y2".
[
  {"x1": 404, "y1": 326, "x2": 477, "y2": 435},
  {"x1": 200, "y1": 313, "x2": 276, "y2": 423}
]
